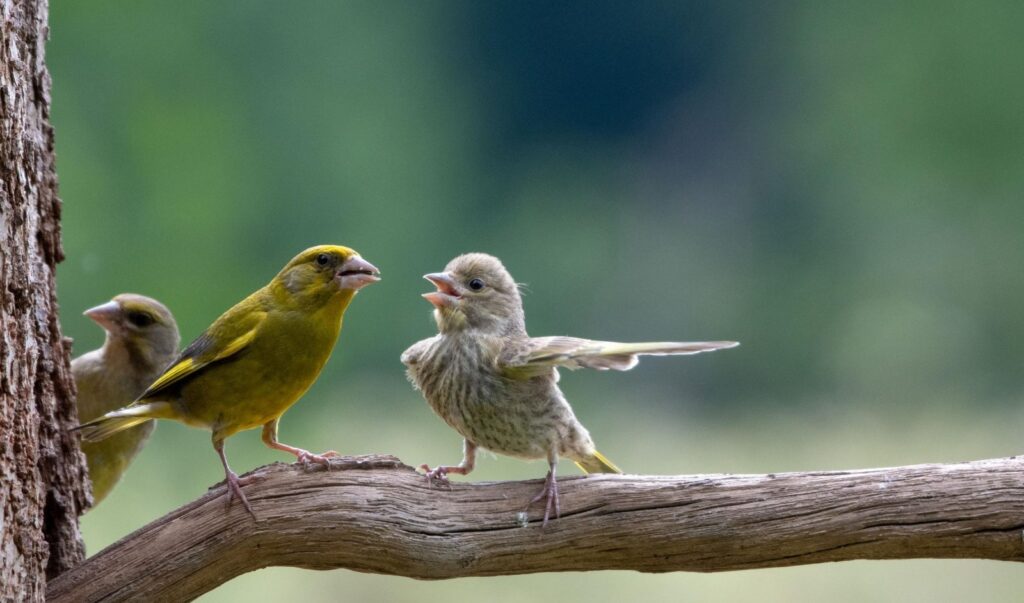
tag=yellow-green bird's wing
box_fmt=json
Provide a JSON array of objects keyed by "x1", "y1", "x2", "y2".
[
  {"x1": 500, "y1": 336, "x2": 739, "y2": 379},
  {"x1": 138, "y1": 300, "x2": 267, "y2": 401}
]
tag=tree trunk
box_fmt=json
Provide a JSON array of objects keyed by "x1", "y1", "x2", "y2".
[{"x1": 0, "y1": 0, "x2": 88, "y2": 600}]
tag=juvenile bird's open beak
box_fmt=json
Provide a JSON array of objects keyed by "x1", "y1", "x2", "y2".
[
  {"x1": 423, "y1": 272, "x2": 460, "y2": 308},
  {"x1": 337, "y1": 256, "x2": 381, "y2": 291},
  {"x1": 84, "y1": 300, "x2": 122, "y2": 332}
]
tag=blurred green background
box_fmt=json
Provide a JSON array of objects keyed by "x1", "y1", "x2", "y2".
[{"x1": 50, "y1": 1, "x2": 1024, "y2": 601}]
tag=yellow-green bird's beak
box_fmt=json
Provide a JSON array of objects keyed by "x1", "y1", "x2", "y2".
[
  {"x1": 423, "y1": 272, "x2": 460, "y2": 308},
  {"x1": 336, "y1": 256, "x2": 380, "y2": 291},
  {"x1": 84, "y1": 300, "x2": 122, "y2": 333}
]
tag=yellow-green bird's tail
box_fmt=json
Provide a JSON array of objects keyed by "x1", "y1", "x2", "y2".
[
  {"x1": 574, "y1": 450, "x2": 622, "y2": 474},
  {"x1": 76, "y1": 402, "x2": 174, "y2": 443}
]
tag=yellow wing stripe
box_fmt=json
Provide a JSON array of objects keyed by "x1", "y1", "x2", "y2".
[
  {"x1": 143, "y1": 357, "x2": 197, "y2": 394},
  {"x1": 218, "y1": 327, "x2": 257, "y2": 359},
  {"x1": 141, "y1": 328, "x2": 258, "y2": 397}
]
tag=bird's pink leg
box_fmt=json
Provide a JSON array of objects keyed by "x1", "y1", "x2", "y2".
[
  {"x1": 262, "y1": 418, "x2": 337, "y2": 468},
  {"x1": 421, "y1": 440, "x2": 477, "y2": 487},
  {"x1": 214, "y1": 437, "x2": 257, "y2": 520},
  {"x1": 527, "y1": 458, "x2": 560, "y2": 526}
]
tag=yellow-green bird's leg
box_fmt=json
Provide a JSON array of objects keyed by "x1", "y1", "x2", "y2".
[
  {"x1": 213, "y1": 435, "x2": 257, "y2": 519},
  {"x1": 260, "y1": 417, "x2": 337, "y2": 467},
  {"x1": 421, "y1": 439, "x2": 477, "y2": 486}
]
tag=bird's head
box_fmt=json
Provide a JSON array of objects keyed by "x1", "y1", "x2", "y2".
[
  {"x1": 85, "y1": 294, "x2": 181, "y2": 367},
  {"x1": 422, "y1": 253, "x2": 524, "y2": 334},
  {"x1": 275, "y1": 245, "x2": 380, "y2": 305}
]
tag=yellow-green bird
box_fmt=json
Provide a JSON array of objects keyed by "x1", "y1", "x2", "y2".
[
  {"x1": 73, "y1": 294, "x2": 180, "y2": 508},
  {"x1": 78, "y1": 245, "x2": 380, "y2": 516},
  {"x1": 402, "y1": 253, "x2": 737, "y2": 525}
]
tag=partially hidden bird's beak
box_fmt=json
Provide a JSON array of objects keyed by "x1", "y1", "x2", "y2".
[
  {"x1": 423, "y1": 272, "x2": 460, "y2": 308},
  {"x1": 337, "y1": 256, "x2": 381, "y2": 291},
  {"x1": 84, "y1": 300, "x2": 122, "y2": 332}
]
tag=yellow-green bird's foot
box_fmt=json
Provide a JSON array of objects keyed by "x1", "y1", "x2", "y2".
[
  {"x1": 223, "y1": 470, "x2": 258, "y2": 519},
  {"x1": 215, "y1": 438, "x2": 258, "y2": 520},
  {"x1": 292, "y1": 448, "x2": 338, "y2": 468},
  {"x1": 261, "y1": 420, "x2": 338, "y2": 469}
]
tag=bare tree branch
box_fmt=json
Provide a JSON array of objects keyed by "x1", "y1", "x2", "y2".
[{"x1": 48, "y1": 455, "x2": 1024, "y2": 601}]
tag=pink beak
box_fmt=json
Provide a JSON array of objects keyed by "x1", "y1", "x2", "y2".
[
  {"x1": 337, "y1": 256, "x2": 381, "y2": 291},
  {"x1": 423, "y1": 272, "x2": 460, "y2": 308},
  {"x1": 84, "y1": 300, "x2": 122, "y2": 332}
]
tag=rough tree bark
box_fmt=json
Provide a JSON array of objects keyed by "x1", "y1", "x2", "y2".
[
  {"x1": 0, "y1": 0, "x2": 89, "y2": 600},
  {"x1": 47, "y1": 455, "x2": 1024, "y2": 602}
]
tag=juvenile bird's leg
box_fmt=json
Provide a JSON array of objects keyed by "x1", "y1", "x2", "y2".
[
  {"x1": 421, "y1": 439, "x2": 477, "y2": 487},
  {"x1": 261, "y1": 418, "x2": 337, "y2": 468},
  {"x1": 527, "y1": 455, "x2": 559, "y2": 527},
  {"x1": 213, "y1": 437, "x2": 256, "y2": 519}
]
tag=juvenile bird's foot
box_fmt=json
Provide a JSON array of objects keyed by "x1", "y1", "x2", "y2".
[
  {"x1": 419, "y1": 463, "x2": 469, "y2": 489},
  {"x1": 224, "y1": 470, "x2": 257, "y2": 520},
  {"x1": 527, "y1": 468, "x2": 560, "y2": 527}
]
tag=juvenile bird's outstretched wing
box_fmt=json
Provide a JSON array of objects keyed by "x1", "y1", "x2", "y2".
[
  {"x1": 138, "y1": 299, "x2": 266, "y2": 400},
  {"x1": 500, "y1": 337, "x2": 738, "y2": 378}
]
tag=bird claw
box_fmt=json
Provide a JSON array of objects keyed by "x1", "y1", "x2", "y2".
[
  {"x1": 526, "y1": 472, "x2": 560, "y2": 527},
  {"x1": 295, "y1": 449, "x2": 338, "y2": 470},
  {"x1": 224, "y1": 470, "x2": 257, "y2": 520},
  {"x1": 419, "y1": 464, "x2": 454, "y2": 490}
]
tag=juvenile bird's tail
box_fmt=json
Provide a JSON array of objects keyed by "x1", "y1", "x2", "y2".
[
  {"x1": 75, "y1": 402, "x2": 173, "y2": 443},
  {"x1": 574, "y1": 450, "x2": 622, "y2": 474}
]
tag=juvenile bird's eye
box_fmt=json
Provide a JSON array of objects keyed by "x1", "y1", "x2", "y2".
[
  {"x1": 315, "y1": 253, "x2": 331, "y2": 267},
  {"x1": 468, "y1": 278, "x2": 485, "y2": 291},
  {"x1": 127, "y1": 311, "x2": 155, "y2": 327}
]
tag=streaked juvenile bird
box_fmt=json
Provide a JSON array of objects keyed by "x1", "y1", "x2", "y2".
[
  {"x1": 78, "y1": 245, "x2": 380, "y2": 517},
  {"x1": 73, "y1": 294, "x2": 180, "y2": 508},
  {"x1": 402, "y1": 253, "x2": 737, "y2": 525}
]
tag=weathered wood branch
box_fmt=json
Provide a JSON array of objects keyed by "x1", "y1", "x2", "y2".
[{"x1": 49, "y1": 455, "x2": 1024, "y2": 602}]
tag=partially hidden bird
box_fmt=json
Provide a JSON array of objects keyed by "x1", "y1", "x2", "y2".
[
  {"x1": 73, "y1": 294, "x2": 180, "y2": 508},
  {"x1": 77, "y1": 245, "x2": 380, "y2": 517},
  {"x1": 402, "y1": 253, "x2": 738, "y2": 525}
]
